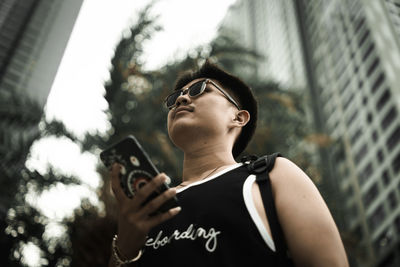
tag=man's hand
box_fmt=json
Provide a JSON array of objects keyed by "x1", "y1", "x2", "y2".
[{"x1": 110, "y1": 163, "x2": 181, "y2": 261}]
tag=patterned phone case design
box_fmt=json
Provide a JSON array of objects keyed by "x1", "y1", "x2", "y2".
[{"x1": 100, "y1": 136, "x2": 159, "y2": 198}]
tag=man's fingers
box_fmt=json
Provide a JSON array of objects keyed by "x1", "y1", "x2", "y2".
[
  {"x1": 138, "y1": 187, "x2": 177, "y2": 217},
  {"x1": 111, "y1": 169, "x2": 176, "y2": 220},
  {"x1": 147, "y1": 206, "x2": 182, "y2": 228},
  {"x1": 111, "y1": 163, "x2": 129, "y2": 203},
  {"x1": 134, "y1": 173, "x2": 169, "y2": 204}
]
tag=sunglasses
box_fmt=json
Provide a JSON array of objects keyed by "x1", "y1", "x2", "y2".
[{"x1": 164, "y1": 79, "x2": 240, "y2": 110}]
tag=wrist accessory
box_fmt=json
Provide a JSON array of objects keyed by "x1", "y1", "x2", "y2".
[{"x1": 112, "y1": 235, "x2": 143, "y2": 266}]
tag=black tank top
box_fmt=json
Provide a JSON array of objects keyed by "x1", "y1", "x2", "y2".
[{"x1": 138, "y1": 163, "x2": 282, "y2": 267}]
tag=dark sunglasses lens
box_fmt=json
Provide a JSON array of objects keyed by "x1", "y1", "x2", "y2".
[
  {"x1": 166, "y1": 91, "x2": 180, "y2": 107},
  {"x1": 166, "y1": 81, "x2": 204, "y2": 108},
  {"x1": 188, "y1": 82, "x2": 203, "y2": 97}
]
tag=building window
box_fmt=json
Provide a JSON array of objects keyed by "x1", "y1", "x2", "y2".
[
  {"x1": 358, "y1": 29, "x2": 370, "y2": 48},
  {"x1": 359, "y1": 80, "x2": 364, "y2": 89},
  {"x1": 354, "y1": 64, "x2": 359, "y2": 73},
  {"x1": 377, "y1": 149, "x2": 384, "y2": 163},
  {"x1": 367, "y1": 112, "x2": 373, "y2": 124},
  {"x1": 363, "y1": 183, "x2": 379, "y2": 206},
  {"x1": 351, "y1": 128, "x2": 363, "y2": 145},
  {"x1": 376, "y1": 89, "x2": 391, "y2": 111},
  {"x1": 347, "y1": 109, "x2": 359, "y2": 127},
  {"x1": 350, "y1": 2, "x2": 363, "y2": 21},
  {"x1": 359, "y1": 162, "x2": 373, "y2": 185},
  {"x1": 343, "y1": 93, "x2": 355, "y2": 111},
  {"x1": 355, "y1": 143, "x2": 368, "y2": 163},
  {"x1": 395, "y1": 215, "x2": 400, "y2": 234},
  {"x1": 368, "y1": 204, "x2": 386, "y2": 230},
  {"x1": 371, "y1": 73, "x2": 385, "y2": 94},
  {"x1": 354, "y1": 17, "x2": 365, "y2": 35},
  {"x1": 340, "y1": 77, "x2": 351, "y2": 95},
  {"x1": 372, "y1": 130, "x2": 378, "y2": 142},
  {"x1": 362, "y1": 43, "x2": 375, "y2": 62},
  {"x1": 381, "y1": 106, "x2": 397, "y2": 130},
  {"x1": 334, "y1": 143, "x2": 345, "y2": 162},
  {"x1": 388, "y1": 191, "x2": 397, "y2": 209},
  {"x1": 366, "y1": 57, "x2": 380, "y2": 77},
  {"x1": 382, "y1": 170, "x2": 390, "y2": 186},
  {"x1": 392, "y1": 150, "x2": 400, "y2": 174},
  {"x1": 386, "y1": 125, "x2": 400, "y2": 152}
]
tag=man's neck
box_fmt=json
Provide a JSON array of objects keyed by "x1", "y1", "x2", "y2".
[{"x1": 181, "y1": 145, "x2": 237, "y2": 183}]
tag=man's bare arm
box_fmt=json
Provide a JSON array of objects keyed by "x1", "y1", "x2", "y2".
[{"x1": 270, "y1": 158, "x2": 349, "y2": 267}]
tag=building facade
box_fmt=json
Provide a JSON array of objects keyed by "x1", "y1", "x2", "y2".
[
  {"x1": 0, "y1": 0, "x2": 83, "y2": 108},
  {"x1": 219, "y1": 0, "x2": 307, "y2": 89},
  {"x1": 0, "y1": 0, "x2": 83, "y2": 227},
  {"x1": 295, "y1": 0, "x2": 400, "y2": 266}
]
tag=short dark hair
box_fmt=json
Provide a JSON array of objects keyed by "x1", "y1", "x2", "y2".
[{"x1": 173, "y1": 60, "x2": 258, "y2": 158}]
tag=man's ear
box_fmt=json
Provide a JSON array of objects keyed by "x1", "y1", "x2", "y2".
[{"x1": 233, "y1": 110, "x2": 250, "y2": 127}]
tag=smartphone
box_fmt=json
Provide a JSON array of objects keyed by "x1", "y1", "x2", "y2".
[{"x1": 100, "y1": 135, "x2": 179, "y2": 214}]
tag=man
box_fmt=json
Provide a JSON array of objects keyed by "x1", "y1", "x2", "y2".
[{"x1": 109, "y1": 61, "x2": 349, "y2": 266}]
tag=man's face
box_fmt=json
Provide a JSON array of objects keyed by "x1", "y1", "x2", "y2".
[{"x1": 167, "y1": 78, "x2": 239, "y2": 148}]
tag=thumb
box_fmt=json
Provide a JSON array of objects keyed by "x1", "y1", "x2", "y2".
[{"x1": 111, "y1": 163, "x2": 130, "y2": 203}]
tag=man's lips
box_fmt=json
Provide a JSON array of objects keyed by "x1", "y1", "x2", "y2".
[{"x1": 173, "y1": 107, "x2": 193, "y2": 118}]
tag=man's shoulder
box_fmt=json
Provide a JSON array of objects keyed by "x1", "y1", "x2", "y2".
[
  {"x1": 269, "y1": 157, "x2": 311, "y2": 187},
  {"x1": 271, "y1": 156, "x2": 300, "y2": 174}
]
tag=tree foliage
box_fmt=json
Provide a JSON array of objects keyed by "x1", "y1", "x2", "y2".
[{"x1": 0, "y1": 87, "x2": 81, "y2": 265}]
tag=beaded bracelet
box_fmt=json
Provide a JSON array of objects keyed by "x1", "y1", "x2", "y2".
[{"x1": 112, "y1": 235, "x2": 143, "y2": 266}]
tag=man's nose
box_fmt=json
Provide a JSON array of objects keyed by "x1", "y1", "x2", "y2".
[{"x1": 175, "y1": 89, "x2": 191, "y2": 107}]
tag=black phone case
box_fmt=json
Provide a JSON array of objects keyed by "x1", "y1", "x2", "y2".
[{"x1": 100, "y1": 135, "x2": 178, "y2": 214}]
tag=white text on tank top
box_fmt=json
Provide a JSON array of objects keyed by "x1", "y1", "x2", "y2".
[{"x1": 145, "y1": 224, "x2": 221, "y2": 252}]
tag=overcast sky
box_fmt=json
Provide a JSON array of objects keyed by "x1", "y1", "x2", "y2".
[{"x1": 44, "y1": 0, "x2": 236, "y2": 138}]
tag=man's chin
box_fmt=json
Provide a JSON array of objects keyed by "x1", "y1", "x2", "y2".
[{"x1": 169, "y1": 125, "x2": 199, "y2": 146}]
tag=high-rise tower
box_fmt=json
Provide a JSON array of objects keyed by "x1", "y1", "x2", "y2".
[
  {"x1": 219, "y1": 0, "x2": 307, "y2": 89},
  {"x1": 0, "y1": 0, "x2": 83, "y2": 236},
  {"x1": 0, "y1": 0, "x2": 83, "y2": 108},
  {"x1": 295, "y1": 0, "x2": 400, "y2": 266}
]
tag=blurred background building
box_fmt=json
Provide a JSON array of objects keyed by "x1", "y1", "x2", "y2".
[
  {"x1": 0, "y1": 0, "x2": 83, "y2": 109},
  {"x1": 219, "y1": 0, "x2": 307, "y2": 89},
  {"x1": 220, "y1": 0, "x2": 400, "y2": 266},
  {"x1": 296, "y1": 0, "x2": 400, "y2": 266},
  {"x1": 0, "y1": 0, "x2": 83, "y2": 250}
]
